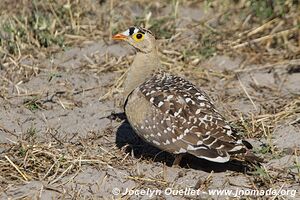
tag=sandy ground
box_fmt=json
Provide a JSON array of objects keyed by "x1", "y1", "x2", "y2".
[{"x1": 1, "y1": 1, "x2": 300, "y2": 199}]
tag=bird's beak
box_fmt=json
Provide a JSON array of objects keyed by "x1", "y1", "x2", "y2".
[{"x1": 112, "y1": 33, "x2": 128, "y2": 41}]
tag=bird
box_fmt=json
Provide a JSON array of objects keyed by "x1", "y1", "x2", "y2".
[{"x1": 112, "y1": 26, "x2": 261, "y2": 165}]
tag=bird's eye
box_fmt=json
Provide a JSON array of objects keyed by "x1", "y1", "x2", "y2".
[{"x1": 133, "y1": 33, "x2": 144, "y2": 41}]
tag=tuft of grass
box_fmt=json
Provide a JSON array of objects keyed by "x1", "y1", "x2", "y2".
[
  {"x1": 0, "y1": 6, "x2": 65, "y2": 55},
  {"x1": 249, "y1": 0, "x2": 288, "y2": 20},
  {"x1": 26, "y1": 126, "x2": 37, "y2": 138},
  {"x1": 24, "y1": 125, "x2": 38, "y2": 143},
  {"x1": 250, "y1": 0, "x2": 275, "y2": 20},
  {"x1": 251, "y1": 165, "x2": 272, "y2": 184},
  {"x1": 0, "y1": 0, "x2": 102, "y2": 58},
  {"x1": 18, "y1": 146, "x2": 27, "y2": 157},
  {"x1": 257, "y1": 143, "x2": 272, "y2": 155},
  {"x1": 196, "y1": 32, "x2": 217, "y2": 59},
  {"x1": 23, "y1": 97, "x2": 42, "y2": 111}
]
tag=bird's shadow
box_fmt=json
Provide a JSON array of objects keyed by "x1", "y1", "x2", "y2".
[{"x1": 116, "y1": 119, "x2": 252, "y2": 173}]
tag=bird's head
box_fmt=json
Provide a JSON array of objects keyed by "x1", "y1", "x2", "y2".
[{"x1": 112, "y1": 26, "x2": 156, "y2": 53}]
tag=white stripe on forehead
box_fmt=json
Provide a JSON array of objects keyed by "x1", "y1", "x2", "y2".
[
  {"x1": 122, "y1": 29, "x2": 130, "y2": 36},
  {"x1": 122, "y1": 27, "x2": 139, "y2": 36}
]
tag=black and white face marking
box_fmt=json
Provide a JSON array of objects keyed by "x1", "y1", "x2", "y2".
[
  {"x1": 129, "y1": 27, "x2": 136, "y2": 35},
  {"x1": 121, "y1": 26, "x2": 152, "y2": 37},
  {"x1": 114, "y1": 26, "x2": 155, "y2": 53},
  {"x1": 121, "y1": 26, "x2": 139, "y2": 37}
]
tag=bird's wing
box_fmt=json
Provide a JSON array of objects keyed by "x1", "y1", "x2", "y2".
[{"x1": 134, "y1": 72, "x2": 249, "y2": 163}]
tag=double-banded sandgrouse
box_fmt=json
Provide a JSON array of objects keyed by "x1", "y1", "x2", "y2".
[{"x1": 112, "y1": 26, "x2": 259, "y2": 164}]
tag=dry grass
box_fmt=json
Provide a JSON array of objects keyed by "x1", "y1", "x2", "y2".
[
  {"x1": 0, "y1": 0, "x2": 299, "y2": 199},
  {"x1": 1, "y1": 129, "x2": 123, "y2": 184}
]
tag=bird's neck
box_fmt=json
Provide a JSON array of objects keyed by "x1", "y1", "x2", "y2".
[{"x1": 124, "y1": 50, "x2": 160, "y2": 99}]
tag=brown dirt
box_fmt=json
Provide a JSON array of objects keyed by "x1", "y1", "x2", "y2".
[{"x1": 0, "y1": 0, "x2": 299, "y2": 199}]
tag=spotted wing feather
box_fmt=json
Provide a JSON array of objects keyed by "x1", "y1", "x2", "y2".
[{"x1": 129, "y1": 72, "x2": 249, "y2": 163}]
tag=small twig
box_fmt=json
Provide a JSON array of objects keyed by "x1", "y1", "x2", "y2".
[
  {"x1": 43, "y1": 184, "x2": 63, "y2": 193},
  {"x1": 58, "y1": 98, "x2": 66, "y2": 110},
  {"x1": 73, "y1": 86, "x2": 102, "y2": 95},
  {"x1": 232, "y1": 27, "x2": 298, "y2": 49},
  {"x1": 238, "y1": 76, "x2": 258, "y2": 111},
  {"x1": 5, "y1": 155, "x2": 29, "y2": 181},
  {"x1": 50, "y1": 164, "x2": 73, "y2": 185},
  {"x1": 127, "y1": 176, "x2": 168, "y2": 185},
  {"x1": 39, "y1": 184, "x2": 44, "y2": 199},
  {"x1": 246, "y1": 18, "x2": 279, "y2": 37},
  {"x1": 0, "y1": 124, "x2": 18, "y2": 138},
  {"x1": 121, "y1": 153, "x2": 130, "y2": 164}
]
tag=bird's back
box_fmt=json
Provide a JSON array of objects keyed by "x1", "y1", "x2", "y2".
[{"x1": 125, "y1": 71, "x2": 249, "y2": 163}]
